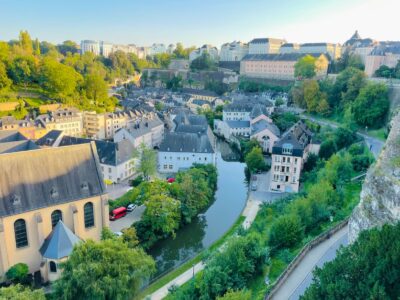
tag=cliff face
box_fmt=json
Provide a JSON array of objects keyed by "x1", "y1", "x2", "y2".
[{"x1": 349, "y1": 112, "x2": 400, "y2": 243}]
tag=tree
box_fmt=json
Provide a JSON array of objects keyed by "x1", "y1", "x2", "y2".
[
  {"x1": 5, "y1": 263, "x2": 29, "y2": 284},
  {"x1": 294, "y1": 55, "x2": 317, "y2": 79},
  {"x1": 375, "y1": 65, "x2": 395, "y2": 78},
  {"x1": 303, "y1": 79, "x2": 321, "y2": 112},
  {"x1": 245, "y1": 146, "x2": 267, "y2": 173},
  {"x1": 57, "y1": 40, "x2": 79, "y2": 56},
  {"x1": 155, "y1": 101, "x2": 164, "y2": 111},
  {"x1": 18, "y1": 30, "x2": 33, "y2": 55},
  {"x1": 40, "y1": 58, "x2": 83, "y2": 99},
  {"x1": 268, "y1": 215, "x2": 303, "y2": 252},
  {"x1": 333, "y1": 67, "x2": 366, "y2": 108},
  {"x1": 83, "y1": 73, "x2": 108, "y2": 102},
  {"x1": 352, "y1": 83, "x2": 390, "y2": 127},
  {"x1": 141, "y1": 195, "x2": 181, "y2": 239},
  {"x1": 0, "y1": 41, "x2": 10, "y2": 62},
  {"x1": 137, "y1": 144, "x2": 157, "y2": 180},
  {"x1": 121, "y1": 227, "x2": 140, "y2": 249},
  {"x1": 190, "y1": 52, "x2": 215, "y2": 71},
  {"x1": 53, "y1": 239, "x2": 155, "y2": 300},
  {"x1": 39, "y1": 41, "x2": 57, "y2": 55},
  {"x1": 166, "y1": 75, "x2": 182, "y2": 91},
  {"x1": 217, "y1": 289, "x2": 252, "y2": 300},
  {"x1": 8, "y1": 56, "x2": 37, "y2": 87},
  {"x1": 302, "y1": 223, "x2": 400, "y2": 300},
  {"x1": 0, "y1": 284, "x2": 45, "y2": 300},
  {"x1": 0, "y1": 61, "x2": 11, "y2": 90}
]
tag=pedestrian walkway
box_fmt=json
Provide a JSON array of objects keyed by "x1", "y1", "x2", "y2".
[
  {"x1": 270, "y1": 226, "x2": 348, "y2": 300},
  {"x1": 148, "y1": 197, "x2": 261, "y2": 300}
]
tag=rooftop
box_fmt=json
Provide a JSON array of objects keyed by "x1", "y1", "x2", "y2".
[
  {"x1": 159, "y1": 132, "x2": 214, "y2": 154},
  {"x1": 242, "y1": 53, "x2": 325, "y2": 62}
]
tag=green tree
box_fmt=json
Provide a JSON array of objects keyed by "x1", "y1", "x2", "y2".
[
  {"x1": 121, "y1": 227, "x2": 140, "y2": 249},
  {"x1": 0, "y1": 284, "x2": 45, "y2": 300},
  {"x1": 303, "y1": 79, "x2": 321, "y2": 112},
  {"x1": 141, "y1": 195, "x2": 181, "y2": 239},
  {"x1": 352, "y1": 83, "x2": 389, "y2": 127},
  {"x1": 190, "y1": 52, "x2": 215, "y2": 71},
  {"x1": 18, "y1": 30, "x2": 33, "y2": 55},
  {"x1": 0, "y1": 61, "x2": 12, "y2": 90},
  {"x1": 245, "y1": 146, "x2": 267, "y2": 173},
  {"x1": 166, "y1": 75, "x2": 183, "y2": 91},
  {"x1": 302, "y1": 223, "x2": 400, "y2": 300},
  {"x1": 155, "y1": 101, "x2": 164, "y2": 111},
  {"x1": 137, "y1": 144, "x2": 157, "y2": 180},
  {"x1": 294, "y1": 55, "x2": 317, "y2": 79},
  {"x1": 0, "y1": 41, "x2": 10, "y2": 62},
  {"x1": 8, "y1": 56, "x2": 37, "y2": 87},
  {"x1": 53, "y1": 239, "x2": 155, "y2": 300},
  {"x1": 83, "y1": 73, "x2": 108, "y2": 102},
  {"x1": 268, "y1": 215, "x2": 303, "y2": 252},
  {"x1": 57, "y1": 40, "x2": 79, "y2": 56},
  {"x1": 217, "y1": 289, "x2": 252, "y2": 300},
  {"x1": 40, "y1": 58, "x2": 83, "y2": 99},
  {"x1": 5, "y1": 263, "x2": 29, "y2": 284}
]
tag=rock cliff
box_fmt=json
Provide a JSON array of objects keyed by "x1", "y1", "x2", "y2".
[{"x1": 349, "y1": 112, "x2": 400, "y2": 243}]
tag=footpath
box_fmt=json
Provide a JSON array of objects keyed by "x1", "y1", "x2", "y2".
[{"x1": 148, "y1": 198, "x2": 262, "y2": 300}]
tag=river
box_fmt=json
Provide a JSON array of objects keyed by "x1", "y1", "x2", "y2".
[{"x1": 148, "y1": 141, "x2": 248, "y2": 278}]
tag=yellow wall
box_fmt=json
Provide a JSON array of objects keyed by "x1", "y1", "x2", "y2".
[{"x1": 0, "y1": 195, "x2": 109, "y2": 279}]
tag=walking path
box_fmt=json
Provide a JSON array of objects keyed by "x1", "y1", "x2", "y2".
[
  {"x1": 148, "y1": 198, "x2": 262, "y2": 300},
  {"x1": 270, "y1": 226, "x2": 348, "y2": 300}
]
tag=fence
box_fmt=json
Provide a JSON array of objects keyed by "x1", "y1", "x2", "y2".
[{"x1": 264, "y1": 218, "x2": 349, "y2": 300}]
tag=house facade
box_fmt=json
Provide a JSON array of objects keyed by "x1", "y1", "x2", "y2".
[
  {"x1": 0, "y1": 143, "x2": 109, "y2": 282},
  {"x1": 189, "y1": 45, "x2": 219, "y2": 61},
  {"x1": 248, "y1": 38, "x2": 286, "y2": 55},
  {"x1": 220, "y1": 41, "x2": 249, "y2": 62}
]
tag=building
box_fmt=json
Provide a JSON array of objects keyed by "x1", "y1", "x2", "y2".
[
  {"x1": 365, "y1": 43, "x2": 400, "y2": 77},
  {"x1": 37, "y1": 132, "x2": 138, "y2": 184},
  {"x1": 220, "y1": 41, "x2": 249, "y2": 62},
  {"x1": 248, "y1": 38, "x2": 286, "y2": 55},
  {"x1": 36, "y1": 108, "x2": 83, "y2": 137},
  {"x1": 297, "y1": 43, "x2": 341, "y2": 60},
  {"x1": 158, "y1": 132, "x2": 215, "y2": 173},
  {"x1": 148, "y1": 43, "x2": 167, "y2": 56},
  {"x1": 279, "y1": 43, "x2": 301, "y2": 54},
  {"x1": 343, "y1": 31, "x2": 378, "y2": 63},
  {"x1": 250, "y1": 119, "x2": 280, "y2": 153},
  {"x1": 0, "y1": 143, "x2": 109, "y2": 282},
  {"x1": 100, "y1": 41, "x2": 113, "y2": 57},
  {"x1": 80, "y1": 40, "x2": 100, "y2": 56},
  {"x1": 167, "y1": 44, "x2": 176, "y2": 54},
  {"x1": 240, "y1": 53, "x2": 329, "y2": 80},
  {"x1": 269, "y1": 120, "x2": 319, "y2": 193},
  {"x1": 189, "y1": 45, "x2": 219, "y2": 61},
  {"x1": 113, "y1": 114, "x2": 164, "y2": 148}
]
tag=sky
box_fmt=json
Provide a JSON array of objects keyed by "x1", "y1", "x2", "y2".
[{"x1": 0, "y1": 0, "x2": 399, "y2": 47}]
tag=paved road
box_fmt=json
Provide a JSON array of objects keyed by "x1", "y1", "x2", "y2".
[
  {"x1": 301, "y1": 115, "x2": 384, "y2": 158},
  {"x1": 249, "y1": 171, "x2": 288, "y2": 204},
  {"x1": 148, "y1": 198, "x2": 262, "y2": 300},
  {"x1": 270, "y1": 226, "x2": 348, "y2": 300},
  {"x1": 288, "y1": 232, "x2": 348, "y2": 300},
  {"x1": 106, "y1": 181, "x2": 131, "y2": 199},
  {"x1": 109, "y1": 205, "x2": 145, "y2": 232}
]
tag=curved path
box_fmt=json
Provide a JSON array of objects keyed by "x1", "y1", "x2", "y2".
[{"x1": 270, "y1": 226, "x2": 348, "y2": 300}]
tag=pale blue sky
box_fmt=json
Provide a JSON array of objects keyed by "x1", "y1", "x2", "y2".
[{"x1": 0, "y1": 0, "x2": 398, "y2": 47}]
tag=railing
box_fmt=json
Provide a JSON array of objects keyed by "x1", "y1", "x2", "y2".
[{"x1": 264, "y1": 218, "x2": 349, "y2": 300}]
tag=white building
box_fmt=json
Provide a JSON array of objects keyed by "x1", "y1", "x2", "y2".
[
  {"x1": 81, "y1": 40, "x2": 100, "y2": 56},
  {"x1": 189, "y1": 45, "x2": 219, "y2": 61},
  {"x1": 269, "y1": 120, "x2": 319, "y2": 193},
  {"x1": 158, "y1": 132, "x2": 215, "y2": 173},
  {"x1": 100, "y1": 41, "x2": 113, "y2": 57},
  {"x1": 248, "y1": 38, "x2": 286, "y2": 55},
  {"x1": 220, "y1": 41, "x2": 249, "y2": 62},
  {"x1": 167, "y1": 44, "x2": 176, "y2": 54},
  {"x1": 149, "y1": 43, "x2": 167, "y2": 56}
]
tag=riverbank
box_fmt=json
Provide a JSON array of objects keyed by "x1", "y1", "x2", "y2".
[{"x1": 139, "y1": 198, "x2": 262, "y2": 300}]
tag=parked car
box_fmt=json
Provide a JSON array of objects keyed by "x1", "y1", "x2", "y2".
[
  {"x1": 126, "y1": 204, "x2": 137, "y2": 212},
  {"x1": 251, "y1": 182, "x2": 257, "y2": 191},
  {"x1": 109, "y1": 207, "x2": 127, "y2": 221},
  {"x1": 114, "y1": 231, "x2": 123, "y2": 237},
  {"x1": 167, "y1": 177, "x2": 175, "y2": 183}
]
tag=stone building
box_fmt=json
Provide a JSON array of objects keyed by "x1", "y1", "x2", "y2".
[{"x1": 0, "y1": 143, "x2": 109, "y2": 282}]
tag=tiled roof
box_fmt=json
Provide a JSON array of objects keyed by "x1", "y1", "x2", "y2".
[
  {"x1": 0, "y1": 140, "x2": 39, "y2": 154},
  {"x1": 0, "y1": 143, "x2": 106, "y2": 218},
  {"x1": 251, "y1": 119, "x2": 280, "y2": 136},
  {"x1": 0, "y1": 131, "x2": 27, "y2": 143},
  {"x1": 250, "y1": 38, "x2": 286, "y2": 44}
]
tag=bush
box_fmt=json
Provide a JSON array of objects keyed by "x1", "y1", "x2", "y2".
[
  {"x1": 268, "y1": 215, "x2": 304, "y2": 252},
  {"x1": 6, "y1": 263, "x2": 30, "y2": 285},
  {"x1": 351, "y1": 154, "x2": 373, "y2": 172}
]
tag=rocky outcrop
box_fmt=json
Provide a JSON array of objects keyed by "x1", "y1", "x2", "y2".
[{"x1": 349, "y1": 112, "x2": 400, "y2": 243}]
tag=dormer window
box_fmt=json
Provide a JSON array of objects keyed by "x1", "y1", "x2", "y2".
[
  {"x1": 10, "y1": 194, "x2": 21, "y2": 206},
  {"x1": 282, "y1": 143, "x2": 293, "y2": 155},
  {"x1": 50, "y1": 187, "x2": 58, "y2": 199}
]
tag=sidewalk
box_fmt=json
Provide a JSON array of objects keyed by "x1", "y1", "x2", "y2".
[
  {"x1": 270, "y1": 226, "x2": 348, "y2": 300},
  {"x1": 148, "y1": 196, "x2": 261, "y2": 300}
]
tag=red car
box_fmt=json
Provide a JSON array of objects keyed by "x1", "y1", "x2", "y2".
[
  {"x1": 109, "y1": 207, "x2": 127, "y2": 221},
  {"x1": 167, "y1": 178, "x2": 175, "y2": 183}
]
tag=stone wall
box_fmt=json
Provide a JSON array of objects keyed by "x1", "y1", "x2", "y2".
[{"x1": 348, "y1": 112, "x2": 400, "y2": 243}]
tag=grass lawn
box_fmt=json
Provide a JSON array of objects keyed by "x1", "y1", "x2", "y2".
[
  {"x1": 135, "y1": 215, "x2": 246, "y2": 300},
  {"x1": 24, "y1": 97, "x2": 46, "y2": 107}
]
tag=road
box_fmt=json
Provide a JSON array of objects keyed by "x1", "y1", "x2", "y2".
[
  {"x1": 301, "y1": 115, "x2": 384, "y2": 158},
  {"x1": 106, "y1": 181, "x2": 131, "y2": 199},
  {"x1": 109, "y1": 206, "x2": 145, "y2": 232},
  {"x1": 148, "y1": 198, "x2": 262, "y2": 300},
  {"x1": 249, "y1": 171, "x2": 288, "y2": 204},
  {"x1": 270, "y1": 226, "x2": 348, "y2": 300}
]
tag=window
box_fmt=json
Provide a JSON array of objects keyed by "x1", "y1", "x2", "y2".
[
  {"x1": 84, "y1": 202, "x2": 95, "y2": 228},
  {"x1": 282, "y1": 157, "x2": 286, "y2": 163},
  {"x1": 14, "y1": 219, "x2": 28, "y2": 248},
  {"x1": 287, "y1": 157, "x2": 291, "y2": 163},
  {"x1": 49, "y1": 261, "x2": 57, "y2": 273},
  {"x1": 51, "y1": 210, "x2": 63, "y2": 228},
  {"x1": 295, "y1": 158, "x2": 298, "y2": 164},
  {"x1": 163, "y1": 164, "x2": 168, "y2": 169},
  {"x1": 108, "y1": 167, "x2": 111, "y2": 173},
  {"x1": 169, "y1": 165, "x2": 173, "y2": 169},
  {"x1": 282, "y1": 143, "x2": 293, "y2": 155}
]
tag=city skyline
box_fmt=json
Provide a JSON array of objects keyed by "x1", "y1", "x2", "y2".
[{"x1": 1, "y1": 0, "x2": 399, "y2": 47}]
